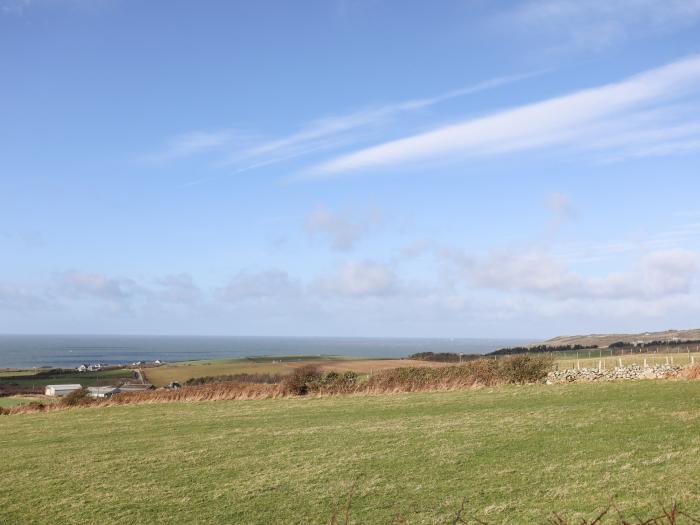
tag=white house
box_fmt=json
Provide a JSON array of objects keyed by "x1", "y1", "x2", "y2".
[
  {"x1": 87, "y1": 386, "x2": 120, "y2": 398},
  {"x1": 77, "y1": 364, "x2": 88, "y2": 372},
  {"x1": 45, "y1": 384, "x2": 82, "y2": 396}
]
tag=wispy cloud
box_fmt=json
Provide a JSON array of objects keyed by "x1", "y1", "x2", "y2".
[
  {"x1": 1, "y1": 0, "x2": 112, "y2": 15},
  {"x1": 226, "y1": 71, "x2": 539, "y2": 167},
  {"x1": 305, "y1": 207, "x2": 382, "y2": 251},
  {"x1": 315, "y1": 260, "x2": 398, "y2": 298},
  {"x1": 498, "y1": 0, "x2": 700, "y2": 51},
  {"x1": 167, "y1": 71, "x2": 539, "y2": 184},
  {"x1": 308, "y1": 54, "x2": 700, "y2": 176},
  {"x1": 143, "y1": 129, "x2": 238, "y2": 163}
]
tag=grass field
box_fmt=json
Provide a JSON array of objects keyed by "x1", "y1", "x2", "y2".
[
  {"x1": 551, "y1": 350, "x2": 700, "y2": 370},
  {"x1": 0, "y1": 368, "x2": 136, "y2": 390},
  {"x1": 143, "y1": 355, "x2": 448, "y2": 386},
  {"x1": 0, "y1": 395, "x2": 51, "y2": 408},
  {"x1": 1, "y1": 380, "x2": 699, "y2": 524},
  {"x1": 142, "y1": 357, "x2": 305, "y2": 385}
]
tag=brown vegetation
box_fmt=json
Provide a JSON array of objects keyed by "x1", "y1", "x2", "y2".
[
  {"x1": 681, "y1": 364, "x2": 700, "y2": 380},
  {"x1": 2, "y1": 355, "x2": 554, "y2": 416},
  {"x1": 184, "y1": 372, "x2": 285, "y2": 386}
]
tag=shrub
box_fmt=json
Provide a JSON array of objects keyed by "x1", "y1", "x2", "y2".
[
  {"x1": 318, "y1": 371, "x2": 359, "y2": 394},
  {"x1": 62, "y1": 388, "x2": 91, "y2": 407},
  {"x1": 683, "y1": 364, "x2": 700, "y2": 380},
  {"x1": 185, "y1": 373, "x2": 285, "y2": 386},
  {"x1": 496, "y1": 354, "x2": 554, "y2": 384},
  {"x1": 363, "y1": 355, "x2": 553, "y2": 393},
  {"x1": 282, "y1": 365, "x2": 323, "y2": 395}
]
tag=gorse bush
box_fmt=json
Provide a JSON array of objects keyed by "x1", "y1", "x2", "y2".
[
  {"x1": 317, "y1": 371, "x2": 359, "y2": 394},
  {"x1": 282, "y1": 368, "x2": 360, "y2": 395},
  {"x1": 282, "y1": 365, "x2": 324, "y2": 395},
  {"x1": 185, "y1": 373, "x2": 285, "y2": 386},
  {"x1": 364, "y1": 354, "x2": 553, "y2": 392},
  {"x1": 61, "y1": 388, "x2": 92, "y2": 407}
]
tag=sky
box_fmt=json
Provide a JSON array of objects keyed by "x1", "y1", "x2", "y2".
[{"x1": 2, "y1": 0, "x2": 700, "y2": 339}]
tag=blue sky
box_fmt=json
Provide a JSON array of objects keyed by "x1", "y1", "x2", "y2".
[{"x1": 2, "y1": 0, "x2": 700, "y2": 338}]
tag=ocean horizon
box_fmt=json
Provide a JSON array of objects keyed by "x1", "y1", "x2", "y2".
[{"x1": 0, "y1": 334, "x2": 531, "y2": 369}]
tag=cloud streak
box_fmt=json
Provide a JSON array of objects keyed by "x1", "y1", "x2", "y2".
[
  {"x1": 143, "y1": 130, "x2": 238, "y2": 163},
  {"x1": 309, "y1": 54, "x2": 700, "y2": 176},
  {"x1": 167, "y1": 71, "x2": 539, "y2": 184},
  {"x1": 500, "y1": 0, "x2": 700, "y2": 51}
]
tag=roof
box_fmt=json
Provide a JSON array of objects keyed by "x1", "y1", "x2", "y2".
[
  {"x1": 87, "y1": 386, "x2": 119, "y2": 393},
  {"x1": 46, "y1": 384, "x2": 82, "y2": 390}
]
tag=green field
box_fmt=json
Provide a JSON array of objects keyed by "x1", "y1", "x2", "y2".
[
  {"x1": 0, "y1": 396, "x2": 49, "y2": 408},
  {"x1": 0, "y1": 368, "x2": 135, "y2": 390},
  {"x1": 143, "y1": 355, "x2": 355, "y2": 386},
  {"x1": 1, "y1": 380, "x2": 699, "y2": 524},
  {"x1": 551, "y1": 350, "x2": 700, "y2": 370}
]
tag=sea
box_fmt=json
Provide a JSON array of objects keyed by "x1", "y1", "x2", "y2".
[{"x1": 0, "y1": 335, "x2": 529, "y2": 369}]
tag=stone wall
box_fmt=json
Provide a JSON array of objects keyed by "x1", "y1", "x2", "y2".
[{"x1": 546, "y1": 364, "x2": 683, "y2": 383}]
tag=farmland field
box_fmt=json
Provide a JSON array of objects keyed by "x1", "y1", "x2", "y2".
[
  {"x1": 0, "y1": 395, "x2": 51, "y2": 408},
  {"x1": 0, "y1": 368, "x2": 135, "y2": 390},
  {"x1": 1, "y1": 380, "x2": 699, "y2": 524},
  {"x1": 143, "y1": 355, "x2": 449, "y2": 386}
]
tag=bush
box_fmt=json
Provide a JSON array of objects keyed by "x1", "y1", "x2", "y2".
[
  {"x1": 319, "y1": 371, "x2": 359, "y2": 394},
  {"x1": 497, "y1": 354, "x2": 554, "y2": 384},
  {"x1": 62, "y1": 388, "x2": 91, "y2": 407},
  {"x1": 282, "y1": 365, "x2": 323, "y2": 395},
  {"x1": 185, "y1": 373, "x2": 285, "y2": 386},
  {"x1": 363, "y1": 355, "x2": 553, "y2": 393}
]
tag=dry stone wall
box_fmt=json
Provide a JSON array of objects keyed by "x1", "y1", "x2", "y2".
[{"x1": 546, "y1": 364, "x2": 683, "y2": 383}]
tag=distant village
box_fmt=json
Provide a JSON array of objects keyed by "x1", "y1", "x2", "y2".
[{"x1": 43, "y1": 360, "x2": 173, "y2": 400}]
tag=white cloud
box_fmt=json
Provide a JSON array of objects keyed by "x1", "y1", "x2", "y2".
[
  {"x1": 0, "y1": 283, "x2": 51, "y2": 310},
  {"x1": 143, "y1": 130, "x2": 237, "y2": 163},
  {"x1": 546, "y1": 192, "x2": 576, "y2": 230},
  {"x1": 316, "y1": 261, "x2": 398, "y2": 298},
  {"x1": 57, "y1": 271, "x2": 141, "y2": 301},
  {"x1": 1, "y1": 0, "x2": 112, "y2": 16},
  {"x1": 229, "y1": 71, "x2": 536, "y2": 166},
  {"x1": 155, "y1": 273, "x2": 201, "y2": 304},
  {"x1": 169, "y1": 71, "x2": 538, "y2": 183},
  {"x1": 588, "y1": 249, "x2": 698, "y2": 299},
  {"x1": 217, "y1": 270, "x2": 301, "y2": 301},
  {"x1": 502, "y1": 0, "x2": 700, "y2": 50},
  {"x1": 309, "y1": 55, "x2": 700, "y2": 176},
  {"x1": 441, "y1": 245, "x2": 698, "y2": 301},
  {"x1": 305, "y1": 207, "x2": 380, "y2": 251}
]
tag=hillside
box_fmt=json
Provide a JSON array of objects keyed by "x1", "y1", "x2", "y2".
[
  {"x1": 537, "y1": 328, "x2": 700, "y2": 349},
  {"x1": 2, "y1": 381, "x2": 699, "y2": 523}
]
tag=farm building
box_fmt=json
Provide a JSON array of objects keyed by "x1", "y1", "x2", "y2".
[
  {"x1": 87, "y1": 386, "x2": 120, "y2": 398},
  {"x1": 45, "y1": 384, "x2": 82, "y2": 396},
  {"x1": 118, "y1": 383, "x2": 154, "y2": 393}
]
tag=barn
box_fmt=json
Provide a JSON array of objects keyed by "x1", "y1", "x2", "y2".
[
  {"x1": 87, "y1": 386, "x2": 120, "y2": 398},
  {"x1": 45, "y1": 384, "x2": 82, "y2": 396}
]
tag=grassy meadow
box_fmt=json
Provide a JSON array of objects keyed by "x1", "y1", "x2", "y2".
[
  {"x1": 0, "y1": 368, "x2": 135, "y2": 390},
  {"x1": 142, "y1": 355, "x2": 442, "y2": 386},
  {"x1": 1, "y1": 380, "x2": 699, "y2": 524},
  {"x1": 0, "y1": 395, "x2": 50, "y2": 408},
  {"x1": 550, "y1": 349, "x2": 700, "y2": 370},
  {"x1": 141, "y1": 355, "x2": 343, "y2": 386}
]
